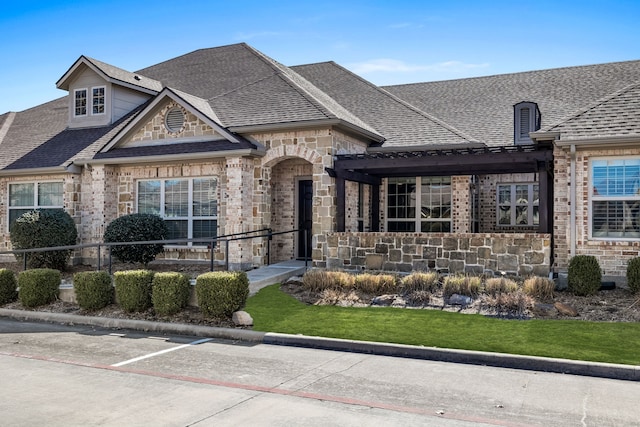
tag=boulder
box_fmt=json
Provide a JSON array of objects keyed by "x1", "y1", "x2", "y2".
[
  {"x1": 232, "y1": 311, "x2": 254, "y2": 326},
  {"x1": 532, "y1": 303, "x2": 555, "y2": 317},
  {"x1": 448, "y1": 294, "x2": 473, "y2": 306},
  {"x1": 371, "y1": 294, "x2": 396, "y2": 306},
  {"x1": 554, "y1": 302, "x2": 579, "y2": 317}
]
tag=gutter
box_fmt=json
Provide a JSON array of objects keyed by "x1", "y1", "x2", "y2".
[
  {"x1": 0, "y1": 164, "x2": 81, "y2": 177},
  {"x1": 554, "y1": 135, "x2": 640, "y2": 149},
  {"x1": 74, "y1": 148, "x2": 266, "y2": 166}
]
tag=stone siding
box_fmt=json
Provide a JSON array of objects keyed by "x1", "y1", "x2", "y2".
[{"x1": 318, "y1": 232, "x2": 551, "y2": 277}]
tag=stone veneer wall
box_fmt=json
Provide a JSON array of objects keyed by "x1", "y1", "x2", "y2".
[
  {"x1": 318, "y1": 232, "x2": 551, "y2": 277},
  {"x1": 554, "y1": 145, "x2": 640, "y2": 277}
]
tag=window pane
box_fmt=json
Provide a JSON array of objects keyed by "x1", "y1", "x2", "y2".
[
  {"x1": 516, "y1": 206, "x2": 529, "y2": 225},
  {"x1": 421, "y1": 221, "x2": 450, "y2": 232},
  {"x1": 593, "y1": 200, "x2": 640, "y2": 238},
  {"x1": 498, "y1": 185, "x2": 510, "y2": 205},
  {"x1": 9, "y1": 209, "x2": 32, "y2": 227},
  {"x1": 387, "y1": 221, "x2": 415, "y2": 232},
  {"x1": 499, "y1": 206, "x2": 511, "y2": 224},
  {"x1": 75, "y1": 89, "x2": 87, "y2": 116},
  {"x1": 165, "y1": 220, "x2": 188, "y2": 240},
  {"x1": 193, "y1": 220, "x2": 217, "y2": 239},
  {"x1": 138, "y1": 181, "x2": 161, "y2": 215},
  {"x1": 193, "y1": 178, "x2": 217, "y2": 217},
  {"x1": 592, "y1": 159, "x2": 640, "y2": 197},
  {"x1": 164, "y1": 180, "x2": 189, "y2": 217},
  {"x1": 515, "y1": 185, "x2": 528, "y2": 205},
  {"x1": 9, "y1": 183, "x2": 34, "y2": 207},
  {"x1": 387, "y1": 178, "x2": 415, "y2": 219},
  {"x1": 92, "y1": 87, "x2": 105, "y2": 114},
  {"x1": 38, "y1": 182, "x2": 63, "y2": 206}
]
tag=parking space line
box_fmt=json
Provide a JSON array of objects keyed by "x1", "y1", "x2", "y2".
[{"x1": 111, "y1": 338, "x2": 213, "y2": 367}]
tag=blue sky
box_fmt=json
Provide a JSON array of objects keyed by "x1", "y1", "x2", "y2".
[{"x1": 1, "y1": 0, "x2": 638, "y2": 113}]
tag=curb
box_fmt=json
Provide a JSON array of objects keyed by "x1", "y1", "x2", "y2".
[{"x1": 1, "y1": 308, "x2": 638, "y2": 382}]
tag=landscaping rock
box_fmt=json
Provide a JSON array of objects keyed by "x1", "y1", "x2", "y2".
[
  {"x1": 448, "y1": 294, "x2": 473, "y2": 306},
  {"x1": 371, "y1": 294, "x2": 396, "y2": 306},
  {"x1": 554, "y1": 302, "x2": 579, "y2": 317},
  {"x1": 232, "y1": 311, "x2": 254, "y2": 326},
  {"x1": 532, "y1": 303, "x2": 555, "y2": 317}
]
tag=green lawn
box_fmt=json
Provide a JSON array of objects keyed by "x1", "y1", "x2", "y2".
[{"x1": 244, "y1": 284, "x2": 640, "y2": 366}]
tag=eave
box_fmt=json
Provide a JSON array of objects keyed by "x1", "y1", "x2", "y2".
[
  {"x1": 74, "y1": 148, "x2": 266, "y2": 166},
  {"x1": 0, "y1": 164, "x2": 82, "y2": 177}
]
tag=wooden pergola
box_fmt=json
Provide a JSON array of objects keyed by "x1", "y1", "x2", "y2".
[{"x1": 327, "y1": 144, "x2": 554, "y2": 233}]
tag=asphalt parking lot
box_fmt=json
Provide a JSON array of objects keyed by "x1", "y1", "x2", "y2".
[{"x1": 1, "y1": 318, "x2": 639, "y2": 426}]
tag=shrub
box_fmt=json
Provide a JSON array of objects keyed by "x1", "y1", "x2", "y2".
[
  {"x1": 626, "y1": 257, "x2": 640, "y2": 294},
  {"x1": 482, "y1": 289, "x2": 534, "y2": 317},
  {"x1": 152, "y1": 272, "x2": 191, "y2": 316},
  {"x1": 302, "y1": 270, "x2": 354, "y2": 292},
  {"x1": 73, "y1": 271, "x2": 113, "y2": 311},
  {"x1": 484, "y1": 277, "x2": 518, "y2": 297},
  {"x1": 104, "y1": 213, "x2": 169, "y2": 265},
  {"x1": 523, "y1": 276, "x2": 555, "y2": 300},
  {"x1": 10, "y1": 209, "x2": 77, "y2": 270},
  {"x1": 442, "y1": 275, "x2": 481, "y2": 298},
  {"x1": 400, "y1": 271, "x2": 440, "y2": 293},
  {"x1": 114, "y1": 270, "x2": 155, "y2": 312},
  {"x1": 196, "y1": 271, "x2": 249, "y2": 318},
  {"x1": 0, "y1": 269, "x2": 18, "y2": 305},
  {"x1": 354, "y1": 273, "x2": 397, "y2": 294},
  {"x1": 567, "y1": 255, "x2": 602, "y2": 296},
  {"x1": 18, "y1": 268, "x2": 60, "y2": 308}
]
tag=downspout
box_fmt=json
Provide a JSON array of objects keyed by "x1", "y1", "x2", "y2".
[{"x1": 570, "y1": 144, "x2": 576, "y2": 258}]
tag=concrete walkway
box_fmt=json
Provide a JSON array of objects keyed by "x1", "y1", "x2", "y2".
[{"x1": 247, "y1": 259, "x2": 308, "y2": 295}]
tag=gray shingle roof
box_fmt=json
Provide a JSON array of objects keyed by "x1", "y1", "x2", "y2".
[
  {"x1": 384, "y1": 60, "x2": 640, "y2": 146},
  {"x1": 292, "y1": 61, "x2": 476, "y2": 147}
]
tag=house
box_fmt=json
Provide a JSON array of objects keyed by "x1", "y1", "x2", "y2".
[{"x1": 0, "y1": 43, "x2": 639, "y2": 282}]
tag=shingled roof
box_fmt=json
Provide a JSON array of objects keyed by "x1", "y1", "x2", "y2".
[
  {"x1": 384, "y1": 60, "x2": 640, "y2": 146},
  {"x1": 292, "y1": 61, "x2": 477, "y2": 147}
]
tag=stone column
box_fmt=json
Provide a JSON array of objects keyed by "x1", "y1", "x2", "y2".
[
  {"x1": 80, "y1": 165, "x2": 117, "y2": 265},
  {"x1": 224, "y1": 156, "x2": 254, "y2": 270}
]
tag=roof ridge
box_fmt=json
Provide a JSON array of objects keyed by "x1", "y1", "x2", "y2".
[
  {"x1": 0, "y1": 112, "x2": 16, "y2": 145},
  {"x1": 317, "y1": 61, "x2": 478, "y2": 143},
  {"x1": 243, "y1": 45, "x2": 382, "y2": 137},
  {"x1": 544, "y1": 81, "x2": 640, "y2": 132}
]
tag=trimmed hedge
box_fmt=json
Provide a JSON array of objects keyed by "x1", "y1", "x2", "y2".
[
  {"x1": 152, "y1": 272, "x2": 190, "y2": 316},
  {"x1": 568, "y1": 255, "x2": 602, "y2": 296},
  {"x1": 196, "y1": 271, "x2": 249, "y2": 318},
  {"x1": 18, "y1": 268, "x2": 60, "y2": 308},
  {"x1": 0, "y1": 269, "x2": 18, "y2": 305},
  {"x1": 10, "y1": 209, "x2": 77, "y2": 270},
  {"x1": 104, "y1": 213, "x2": 169, "y2": 265},
  {"x1": 73, "y1": 271, "x2": 114, "y2": 311},
  {"x1": 114, "y1": 270, "x2": 155, "y2": 312}
]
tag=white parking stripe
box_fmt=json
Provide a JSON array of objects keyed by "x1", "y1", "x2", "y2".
[{"x1": 111, "y1": 338, "x2": 213, "y2": 367}]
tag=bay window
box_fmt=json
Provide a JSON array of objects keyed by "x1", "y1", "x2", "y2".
[{"x1": 137, "y1": 177, "x2": 218, "y2": 244}]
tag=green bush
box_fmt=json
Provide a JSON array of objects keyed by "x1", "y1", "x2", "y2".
[
  {"x1": 568, "y1": 255, "x2": 602, "y2": 296},
  {"x1": 626, "y1": 258, "x2": 640, "y2": 294},
  {"x1": 104, "y1": 214, "x2": 169, "y2": 265},
  {"x1": 152, "y1": 272, "x2": 190, "y2": 316},
  {"x1": 18, "y1": 269, "x2": 60, "y2": 308},
  {"x1": 196, "y1": 271, "x2": 249, "y2": 318},
  {"x1": 10, "y1": 209, "x2": 77, "y2": 270},
  {"x1": 73, "y1": 271, "x2": 114, "y2": 311},
  {"x1": 114, "y1": 270, "x2": 155, "y2": 312},
  {"x1": 0, "y1": 269, "x2": 18, "y2": 305}
]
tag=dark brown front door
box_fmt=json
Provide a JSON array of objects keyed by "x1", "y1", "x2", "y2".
[{"x1": 298, "y1": 180, "x2": 313, "y2": 259}]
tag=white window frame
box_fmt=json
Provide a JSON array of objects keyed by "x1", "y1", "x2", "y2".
[
  {"x1": 590, "y1": 157, "x2": 640, "y2": 240},
  {"x1": 7, "y1": 181, "x2": 64, "y2": 231},
  {"x1": 73, "y1": 88, "x2": 88, "y2": 117},
  {"x1": 136, "y1": 177, "x2": 218, "y2": 246},
  {"x1": 496, "y1": 183, "x2": 539, "y2": 227},
  {"x1": 91, "y1": 86, "x2": 106, "y2": 115},
  {"x1": 386, "y1": 176, "x2": 452, "y2": 232}
]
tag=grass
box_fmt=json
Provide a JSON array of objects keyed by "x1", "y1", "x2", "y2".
[{"x1": 244, "y1": 284, "x2": 640, "y2": 366}]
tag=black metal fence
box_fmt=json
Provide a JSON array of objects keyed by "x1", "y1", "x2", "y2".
[{"x1": 0, "y1": 227, "x2": 312, "y2": 273}]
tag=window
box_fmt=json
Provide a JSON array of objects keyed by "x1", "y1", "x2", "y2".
[
  {"x1": 387, "y1": 177, "x2": 451, "y2": 232},
  {"x1": 92, "y1": 86, "x2": 105, "y2": 114},
  {"x1": 74, "y1": 89, "x2": 87, "y2": 117},
  {"x1": 137, "y1": 177, "x2": 218, "y2": 244},
  {"x1": 8, "y1": 182, "x2": 64, "y2": 228},
  {"x1": 514, "y1": 102, "x2": 541, "y2": 145},
  {"x1": 497, "y1": 183, "x2": 539, "y2": 226},
  {"x1": 591, "y1": 158, "x2": 640, "y2": 239}
]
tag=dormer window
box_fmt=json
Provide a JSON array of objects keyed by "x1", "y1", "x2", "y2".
[
  {"x1": 74, "y1": 89, "x2": 87, "y2": 117},
  {"x1": 514, "y1": 101, "x2": 541, "y2": 144},
  {"x1": 92, "y1": 86, "x2": 105, "y2": 114}
]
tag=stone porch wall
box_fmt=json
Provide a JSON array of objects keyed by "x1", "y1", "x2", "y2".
[{"x1": 317, "y1": 232, "x2": 551, "y2": 277}]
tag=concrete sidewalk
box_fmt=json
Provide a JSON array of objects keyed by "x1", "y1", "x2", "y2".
[{"x1": 246, "y1": 259, "x2": 308, "y2": 295}]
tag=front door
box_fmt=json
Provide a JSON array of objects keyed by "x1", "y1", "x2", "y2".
[{"x1": 297, "y1": 179, "x2": 313, "y2": 259}]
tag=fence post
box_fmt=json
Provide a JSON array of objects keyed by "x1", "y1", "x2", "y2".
[
  {"x1": 97, "y1": 244, "x2": 101, "y2": 271},
  {"x1": 23, "y1": 253, "x2": 27, "y2": 271},
  {"x1": 267, "y1": 229, "x2": 272, "y2": 266},
  {"x1": 304, "y1": 228, "x2": 309, "y2": 270},
  {"x1": 225, "y1": 239, "x2": 229, "y2": 271},
  {"x1": 108, "y1": 246, "x2": 113, "y2": 275},
  {"x1": 210, "y1": 239, "x2": 215, "y2": 272}
]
